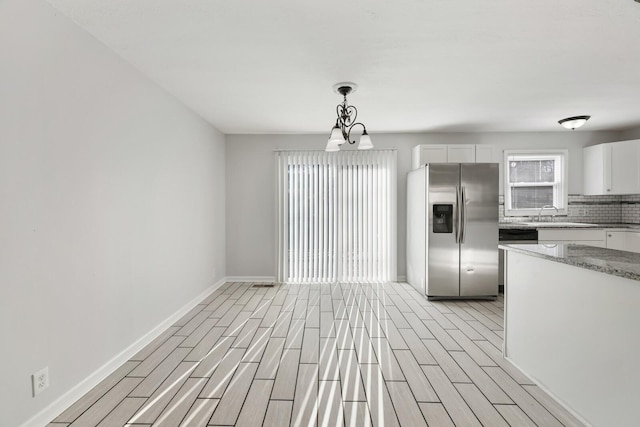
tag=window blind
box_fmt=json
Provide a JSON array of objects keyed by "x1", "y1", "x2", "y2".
[{"x1": 276, "y1": 150, "x2": 397, "y2": 283}]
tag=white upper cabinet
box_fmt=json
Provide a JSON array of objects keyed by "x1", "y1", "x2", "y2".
[
  {"x1": 583, "y1": 139, "x2": 640, "y2": 195},
  {"x1": 447, "y1": 145, "x2": 476, "y2": 163},
  {"x1": 412, "y1": 144, "x2": 495, "y2": 169},
  {"x1": 412, "y1": 145, "x2": 448, "y2": 168},
  {"x1": 583, "y1": 144, "x2": 606, "y2": 194},
  {"x1": 475, "y1": 145, "x2": 495, "y2": 163},
  {"x1": 609, "y1": 141, "x2": 640, "y2": 194}
]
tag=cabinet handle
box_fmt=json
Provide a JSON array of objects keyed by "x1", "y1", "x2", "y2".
[
  {"x1": 607, "y1": 189, "x2": 611, "y2": 192},
  {"x1": 608, "y1": 234, "x2": 612, "y2": 237}
]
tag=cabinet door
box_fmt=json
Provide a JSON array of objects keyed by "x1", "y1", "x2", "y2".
[
  {"x1": 412, "y1": 145, "x2": 448, "y2": 169},
  {"x1": 609, "y1": 141, "x2": 640, "y2": 194},
  {"x1": 475, "y1": 145, "x2": 494, "y2": 163},
  {"x1": 583, "y1": 144, "x2": 605, "y2": 195},
  {"x1": 606, "y1": 231, "x2": 626, "y2": 251},
  {"x1": 447, "y1": 145, "x2": 475, "y2": 163},
  {"x1": 625, "y1": 232, "x2": 640, "y2": 253}
]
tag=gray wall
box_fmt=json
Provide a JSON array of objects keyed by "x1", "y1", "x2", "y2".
[
  {"x1": 0, "y1": 1, "x2": 226, "y2": 426},
  {"x1": 3, "y1": 3, "x2": 637, "y2": 425},
  {"x1": 226, "y1": 131, "x2": 621, "y2": 279},
  {"x1": 620, "y1": 125, "x2": 640, "y2": 140}
]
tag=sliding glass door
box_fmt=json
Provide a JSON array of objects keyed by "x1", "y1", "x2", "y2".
[{"x1": 275, "y1": 150, "x2": 397, "y2": 283}]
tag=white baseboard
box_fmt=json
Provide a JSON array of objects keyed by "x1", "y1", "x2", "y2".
[
  {"x1": 225, "y1": 276, "x2": 276, "y2": 283},
  {"x1": 20, "y1": 278, "x2": 227, "y2": 427},
  {"x1": 396, "y1": 275, "x2": 407, "y2": 283}
]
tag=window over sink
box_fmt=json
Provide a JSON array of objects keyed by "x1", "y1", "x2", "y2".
[{"x1": 503, "y1": 149, "x2": 568, "y2": 217}]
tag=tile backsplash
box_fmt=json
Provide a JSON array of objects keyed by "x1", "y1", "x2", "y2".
[
  {"x1": 621, "y1": 195, "x2": 640, "y2": 223},
  {"x1": 499, "y1": 194, "x2": 640, "y2": 224}
]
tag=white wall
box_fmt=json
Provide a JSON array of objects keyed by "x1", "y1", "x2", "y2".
[
  {"x1": 226, "y1": 130, "x2": 620, "y2": 278},
  {"x1": 0, "y1": 1, "x2": 226, "y2": 426}
]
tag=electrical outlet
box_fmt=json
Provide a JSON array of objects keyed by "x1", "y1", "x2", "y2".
[{"x1": 32, "y1": 366, "x2": 49, "y2": 396}]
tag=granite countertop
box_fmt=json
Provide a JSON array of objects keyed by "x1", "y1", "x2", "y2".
[
  {"x1": 499, "y1": 243, "x2": 640, "y2": 281},
  {"x1": 499, "y1": 222, "x2": 640, "y2": 231},
  {"x1": 596, "y1": 223, "x2": 640, "y2": 231},
  {"x1": 499, "y1": 222, "x2": 588, "y2": 230}
]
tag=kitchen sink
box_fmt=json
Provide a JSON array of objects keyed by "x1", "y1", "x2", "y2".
[{"x1": 522, "y1": 222, "x2": 599, "y2": 228}]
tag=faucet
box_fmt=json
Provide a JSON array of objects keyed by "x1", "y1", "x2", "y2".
[{"x1": 537, "y1": 205, "x2": 559, "y2": 222}]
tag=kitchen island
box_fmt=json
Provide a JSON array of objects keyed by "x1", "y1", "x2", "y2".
[{"x1": 500, "y1": 243, "x2": 640, "y2": 427}]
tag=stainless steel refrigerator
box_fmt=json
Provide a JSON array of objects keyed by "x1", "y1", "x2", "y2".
[{"x1": 406, "y1": 163, "x2": 498, "y2": 299}]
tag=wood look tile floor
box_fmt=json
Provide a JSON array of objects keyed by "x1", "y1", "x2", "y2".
[{"x1": 49, "y1": 282, "x2": 585, "y2": 426}]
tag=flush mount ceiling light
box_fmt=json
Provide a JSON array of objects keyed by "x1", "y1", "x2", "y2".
[
  {"x1": 558, "y1": 115, "x2": 591, "y2": 130},
  {"x1": 325, "y1": 82, "x2": 373, "y2": 152}
]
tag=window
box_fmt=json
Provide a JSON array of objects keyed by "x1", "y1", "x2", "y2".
[
  {"x1": 275, "y1": 150, "x2": 397, "y2": 283},
  {"x1": 503, "y1": 150, "x2": 568, "y2": 217}
]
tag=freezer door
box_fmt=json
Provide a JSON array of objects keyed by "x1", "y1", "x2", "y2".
[
  {"x1": 427, "y1": 164, "x2": 461, "y2": 297},
  {"x1": 459, "y1": 163, "x2": 499, "y2": 297}
]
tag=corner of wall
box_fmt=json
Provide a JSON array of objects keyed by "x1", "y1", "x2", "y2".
[
  {"x1": 620, "y1": 125, "x2": 640, "y2": 141},
  {"x1": 19, "y1": 278, "x2": 228, "y2": 427}
]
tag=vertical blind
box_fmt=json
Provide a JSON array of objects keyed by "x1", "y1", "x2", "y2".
[{"x1": 276, "y1": 150, "x2": 397, "y2": 283}]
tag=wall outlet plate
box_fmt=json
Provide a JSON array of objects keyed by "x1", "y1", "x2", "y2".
[{"x1": 32, "y1": 366, "x2": 49, "y2": 396}]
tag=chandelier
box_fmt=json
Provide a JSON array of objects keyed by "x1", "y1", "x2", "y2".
[{"x1": 325, "y1": 82, "x2": 373, "y2": 151}]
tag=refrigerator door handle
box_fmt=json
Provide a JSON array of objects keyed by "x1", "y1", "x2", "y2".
[
  {"x1": 460, "y1": 186, "x2": 467, "y2": 244},
  {"x1": 455, "y1": 186, "x2": 462, "y2": 243}
]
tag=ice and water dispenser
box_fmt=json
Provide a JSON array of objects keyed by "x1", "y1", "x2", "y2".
[{"x1": 433, "y1": 204, "x2": 453, "y2": 233}]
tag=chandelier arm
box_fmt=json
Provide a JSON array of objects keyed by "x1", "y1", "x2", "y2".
[
  {"x1": 337, "y1": 104, "x2": 357, "y2": 122},
  {"x1": 337, "y1": 102, "x2": 359, "y2": 140},
  {"x1": 343, "y1": 105, "x2": 357, "y2": 126},
  {"x1": 346, "y1": 122, "x2": 368, "y2": 145}
]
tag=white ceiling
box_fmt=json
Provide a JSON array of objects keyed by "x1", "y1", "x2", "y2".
[{"x1": 46, "y1": 0, "x2": 640, "y2": 134}]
